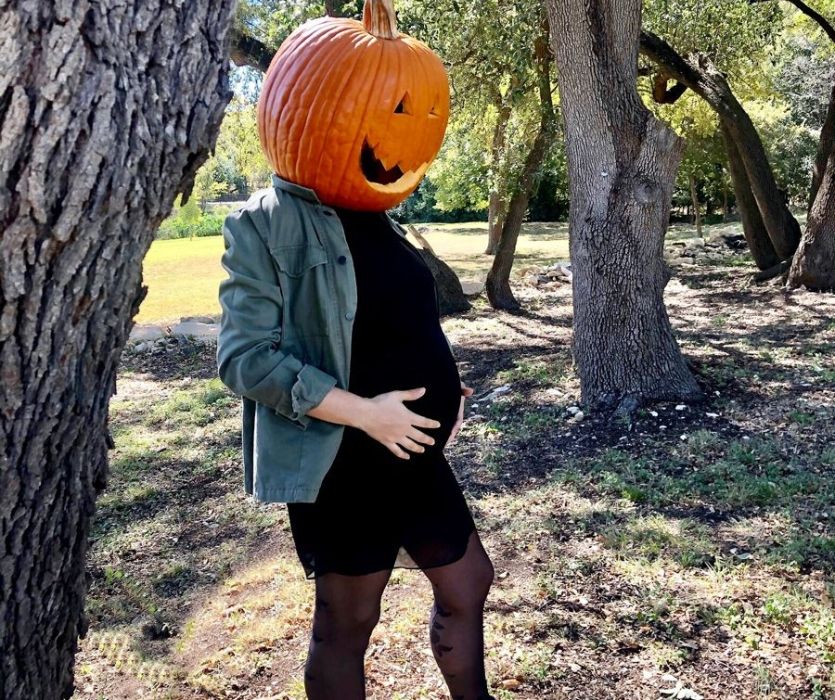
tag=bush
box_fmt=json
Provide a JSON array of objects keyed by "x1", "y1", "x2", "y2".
[{"x1": 157, "y1": 212, "x2": 225, "y2": 240}]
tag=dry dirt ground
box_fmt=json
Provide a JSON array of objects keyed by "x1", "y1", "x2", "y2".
[{"x1": 75, "y1": 247, "x2": 835, "y2": 700}]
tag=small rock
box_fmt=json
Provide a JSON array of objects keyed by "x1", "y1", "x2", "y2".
[
  {"x1": 566, "y1": 406, "x2": 581, "y2": 415},
  {"x1": 706, "y1": 412, "x2": 719, "y2": 418},
  {"x1": 675, "y1": 404, "x2": 686, "y2": 411}
]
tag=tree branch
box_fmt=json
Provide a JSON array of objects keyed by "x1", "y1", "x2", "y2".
[
  {"x1": 230, "y1": 27, "x2": 274, "y2": 73},
  {"x1": 786, "y1": 0, "x2": 835, "y2": 44}
]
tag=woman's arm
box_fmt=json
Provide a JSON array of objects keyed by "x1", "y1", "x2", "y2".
[
  {"x1": 308, "y1": 386, "x2": 441, "y2": 460},
  {"x1": 217, "y1": 208, "x2": 337, "y2": 429}
]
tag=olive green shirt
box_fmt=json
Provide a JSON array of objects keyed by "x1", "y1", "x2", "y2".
[{"x1": 216, "y1": 174, "x2": 453, "y2": 503}]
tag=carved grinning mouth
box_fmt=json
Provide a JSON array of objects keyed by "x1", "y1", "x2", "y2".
[{"x1": 360, "y1": 139, "x2": 405, "y2": 185}]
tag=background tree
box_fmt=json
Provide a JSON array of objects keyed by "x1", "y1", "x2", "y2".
[
  {"x1": 547, "y1": 0, "x2": 702, "y2": 412},
  {"x1": 0, "y1": 1, "x2": 235, "y2": 697}
]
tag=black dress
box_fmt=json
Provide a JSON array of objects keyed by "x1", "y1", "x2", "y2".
[{"x1": 286, "y1": 208, "x2": 477, "y2": 579}]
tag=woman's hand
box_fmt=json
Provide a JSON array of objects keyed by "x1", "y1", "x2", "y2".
[
  {"x1": 445, "y1": 380, "x2": 474, "y2": 449},
  {"x1": 356, "y1": 387, "x2": 441, "y2": 460}
]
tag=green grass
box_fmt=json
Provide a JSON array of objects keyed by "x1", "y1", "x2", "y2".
[{"x1": 138, "y1": 218, "x2": 748, "y2": 325}]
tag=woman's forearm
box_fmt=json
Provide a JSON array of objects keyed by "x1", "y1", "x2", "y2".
[{"x1": 306, "y1": 386, "x2": 372, "y2": 429}]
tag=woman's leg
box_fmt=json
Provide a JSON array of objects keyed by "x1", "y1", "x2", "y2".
[
  {"x1": 421, "y1": 529, "x2": 496, "y2": 700},
  {"x1": 303, "y1": 568, "x2": 392, "y2": 700}
]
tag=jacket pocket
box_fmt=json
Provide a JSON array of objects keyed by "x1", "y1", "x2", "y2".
[{"x1": 268, "y1": 242, "x2": 331, "y2": 339}]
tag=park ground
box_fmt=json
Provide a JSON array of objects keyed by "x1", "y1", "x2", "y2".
[{"x1": 76, "y1": 220, "x2": 835, "y2": 699}]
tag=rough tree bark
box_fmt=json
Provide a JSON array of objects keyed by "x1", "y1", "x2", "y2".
[
  {"x1": 789, "y1": 83, "x2": 835, "y2": 290},
  {"x1": 485, "y1": 21, "x2": 558, "y2": 310},
  {"x1": 546, "y1": 0, "x2": 702, "y2": 411},
  {"x1": 640, "y1": 31, "x2": 801, "y2": 262},
  {"x1": 0, "y1": 2, "x2": 235, "y2": 698}
]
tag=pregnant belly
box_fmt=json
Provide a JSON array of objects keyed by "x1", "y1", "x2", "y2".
[{"x1": 349, "y1": 347, "x2": 461, "y2": 449}]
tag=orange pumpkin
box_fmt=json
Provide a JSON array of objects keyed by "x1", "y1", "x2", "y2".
[{"x1": 256, "y1": 0, "x2": 450, "y2": 212}]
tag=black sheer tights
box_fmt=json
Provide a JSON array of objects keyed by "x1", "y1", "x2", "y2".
[{"x1": 302, "y1": 532, "x2": 496, "y2": 700}]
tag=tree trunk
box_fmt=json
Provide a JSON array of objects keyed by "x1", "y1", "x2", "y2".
[
  {"x1": 720, "y1": 121, "x2": 780, "y2": 268},
  {"x1": 0, "y1": 2, "x2": 235, "y2": 698},
  {"x1": 789, "y1": 85, "x2": 835, "y2": 290},
  {"x1": 485, "y1": 21, "x2": 557, "y2": 310},
  {"x1": 689, "y1": 173, "x2": 703, "y2": 241},
  {"x1": 485, "y1": 98, "x2": 513, "y2": 255},
  {"x1": 640, "y1": 31, "x2": 801, "y2": 261},
  {"x1": 486, "y1": 191, "x2": 507, "y2": 255},
  {"x1": 810, "y1": 83, "x2": 835, "y2": 213},
  {"x1": 486, "y1": 125, "x2": 553, "y2": 310},
  {"x1": 547, "y1": 0, "x2": 701, "y2": 412}
]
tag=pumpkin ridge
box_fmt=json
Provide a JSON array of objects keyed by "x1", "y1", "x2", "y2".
[
  {"x1": 331, "y1": 37, "x2": 387, "y2": 207},
  {"x1": 278, "y1": 25, "x2": 358, "y2": 183},
  {"x1": 261, "y1": 22, "x2": 350, "y2": 174},
  {"x1": 308, "y1": 31, "x2": 381, "y2": 188}
]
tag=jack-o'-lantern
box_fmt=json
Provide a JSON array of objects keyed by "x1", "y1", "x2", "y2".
[{"x1": 256, "y1": 0, "x2": 450, "y2": 212}]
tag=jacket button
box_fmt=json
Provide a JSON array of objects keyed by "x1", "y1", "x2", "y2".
[
  {"x1": 337, "y1": 255, "x2": 347, "y2": 264},
  {"x1": 345, "y1": 311, "x2": 354, "y2": 321}
]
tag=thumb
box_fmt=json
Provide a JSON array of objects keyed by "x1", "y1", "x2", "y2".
[{"x1": 400, "y1": 387, "x2": 427, "y2": 401}]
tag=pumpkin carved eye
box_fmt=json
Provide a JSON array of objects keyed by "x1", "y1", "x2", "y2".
[{"x1": 394, "y1": 92, "x2": 412, "y2": 115}]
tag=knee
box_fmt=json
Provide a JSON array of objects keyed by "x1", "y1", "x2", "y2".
[
  {"x1": 314, "y1": 597, "x2": 381, "y2": 648},
  {"x1": 435, "y1": 557, "x2": 494, "y2": 613}
]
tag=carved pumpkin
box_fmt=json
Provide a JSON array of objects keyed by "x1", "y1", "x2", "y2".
[{"x1": 256, "y1": 0, "x2": 450, "y2": 212}]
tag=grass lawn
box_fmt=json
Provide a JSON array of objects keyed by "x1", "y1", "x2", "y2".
[
  {"x1": 79, "y1": 239, "x2": 835, "y2": 699},
  {"x1": 136, "y1": 221, "x2": 575, "y2": 325}
]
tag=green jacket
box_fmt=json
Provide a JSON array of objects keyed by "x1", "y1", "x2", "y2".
[{"x1": 217, "y1": 174, "x2": 453, "y2": 503}]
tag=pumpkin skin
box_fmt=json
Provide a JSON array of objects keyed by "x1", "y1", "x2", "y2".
[{"x1": 256, "y1": 1, "x2": 450, "y2": 212}]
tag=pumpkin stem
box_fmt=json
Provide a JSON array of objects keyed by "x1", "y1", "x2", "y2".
[{"x1": 363, "y1": 0, "x2": 399, "y2": 39}]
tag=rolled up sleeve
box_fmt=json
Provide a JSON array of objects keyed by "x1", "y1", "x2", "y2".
[{"x1": 216, "y1": 209, "x2": 337, "y2": 429}]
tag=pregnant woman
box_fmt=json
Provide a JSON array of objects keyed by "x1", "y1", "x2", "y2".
[{"x1": 216, "y1": 3, "x2": 496, "y2": 699}]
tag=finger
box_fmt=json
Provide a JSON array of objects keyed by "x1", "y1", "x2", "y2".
[
  {"x1": 407, "y1": 428, "x2": 436, "y2": 446},
  {"x1": 462, "y1": 386, "x2": 475, "y2": 396},
  {"x1": 399, "y1": 387, "x2": 426, "y2": 401},
  {"x1": 409, "y1": 412, "x2": 442, "y2": 429},
  {"x1": 398, "y1": 436, "x2": 425, "y2": 454},
  {"x1": 386, "y1": 442, "x2": 410, "y2": 460}
]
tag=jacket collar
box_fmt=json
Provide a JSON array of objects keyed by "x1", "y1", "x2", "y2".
[
  {"x1": 271, "y1": 173, "x2": 321, "y2": 204},
  {"x1": 270, "y1": 173, "x2": 408, "y2": 240}
]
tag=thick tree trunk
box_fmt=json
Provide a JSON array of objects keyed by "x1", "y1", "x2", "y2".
[
  {"x1": 720, "y1": 121, "x2": 780, "y2": 269},
  {"x1": 641, "y1": 31, "x2": 801, "y2": 261},
  {"x1": 547, "y1": 0, "x2": 701, "y2": 412},
  {"x1": 485, "y1": 24, "x2": 557, "y2": 310},
  {"x1": 789, "y1": 85, "x2": 835, "y2": 290},
  {"x1": 0, "y1": 2, "x2": 235, "y2": 698}
]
